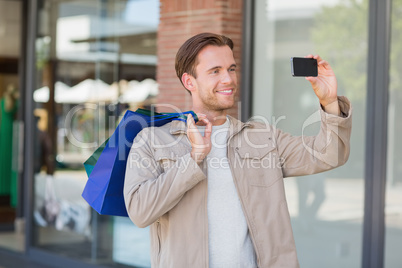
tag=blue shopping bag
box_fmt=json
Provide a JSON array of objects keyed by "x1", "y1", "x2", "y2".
[{"x1": 82, "y1": 109, "x2": 197, "y2": 217}]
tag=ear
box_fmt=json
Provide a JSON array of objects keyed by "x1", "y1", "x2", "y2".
[{"x1": 181, "y1": 73, "x2": 196, "y2": 92}]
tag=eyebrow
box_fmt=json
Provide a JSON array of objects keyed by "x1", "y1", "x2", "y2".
[{"x1": 206, "y1": 64, "x2": 237, "y2": 72}]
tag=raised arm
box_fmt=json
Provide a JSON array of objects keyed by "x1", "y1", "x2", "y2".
[{"x1": 276, "y1": 96, "x2": 352, "y2": 177}]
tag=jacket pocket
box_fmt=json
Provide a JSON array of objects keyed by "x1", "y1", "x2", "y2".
[
  {"x1": 154, "y1": 147, "x2": 190, "y2": 171},
  {"x1": 235, "y1": 145, "x2": 283, "y2": 187}
]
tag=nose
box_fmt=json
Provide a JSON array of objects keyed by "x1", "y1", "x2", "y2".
[{"x1": 221, "y1": 70, "x2": 235, "y2": 85}]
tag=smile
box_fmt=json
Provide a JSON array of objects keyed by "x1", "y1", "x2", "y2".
[{"x1": 216, "y1": 89, "x2": 234, "y2": 95}]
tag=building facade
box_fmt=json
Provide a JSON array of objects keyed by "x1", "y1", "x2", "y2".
[{"x1": 0, "y1": 0, "x2": 401, "y2": 267}]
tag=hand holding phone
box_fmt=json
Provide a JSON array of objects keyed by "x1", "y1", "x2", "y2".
[
  {"x1": 292, "y1": 55, "x2": 339, "y2": 114},
  {"x1": 291, "y1": 57, "x2": 318, "y2": 77}
]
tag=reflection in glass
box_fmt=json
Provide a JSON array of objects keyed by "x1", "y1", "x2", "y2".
[
  {"x1": 252, "y1": 0, "x2": 368, "y2": 267},
  {"x1": 385, "y1": 0, "x2": 402, "y2": 267},
  {"x1": 32, "y1": 0, "x2": 158, "y2": 266},
  {"x1": 0, "y1": 0, "x2": 24, "y2": 253}
]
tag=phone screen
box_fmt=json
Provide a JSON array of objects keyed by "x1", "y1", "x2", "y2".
[{"x1": 291, "y1": 57, "x2": 318, "y2": 77}]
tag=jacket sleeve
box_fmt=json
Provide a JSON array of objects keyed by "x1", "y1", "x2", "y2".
[
  {"x1": 275, "y1": 96, "x2": 352, "y2": 177},
  {"x1": 123, "y1": 128, "x2": 206, "y2": 228}
]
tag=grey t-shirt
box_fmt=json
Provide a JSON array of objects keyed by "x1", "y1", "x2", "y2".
[{"x1": 197, "y1": 117, "x2": 257, "y2": 268}]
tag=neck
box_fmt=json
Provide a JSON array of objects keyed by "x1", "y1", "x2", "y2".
[{"x1": 191, "y1": 107, "x2": 228, "y2": 126}]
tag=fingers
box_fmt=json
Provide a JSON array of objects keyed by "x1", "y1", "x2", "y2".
[
  {"x1": 305, "y1": 76, "x2": 315, "y2": 82},
  {"x1": 204, "y1": 119, "x2": 212, "y2": 139},
  {"x1": 186, "y1": 113, "x2": 209, "y2": 131},
  {"x1": 311, "y1": 54, "x2": 321, "y2": 61},
  {"x1": 195, "y1": 113, "x2": 207, "y2": 123},
  {"x1": 186, "y1": 113, "x2": 196, "y2": 128},
  {"x1": 186, "y1": 114, "x2": 211, "y2": 153},
  {"x1": 305, "y1": 54, "x2": 329, "y2": 66},
  {"x1": 186, "y1": 114, "x2": 196, "y2": 142},
  {"x1": 316, "y1": 56, "x2": 327, "y2": 65},
  {"x1": 305, "y1": 54, "x2": 322, "y2": 61},
  {"x1": 186, "y1": 114, "x2": 201, "y2": 146},
  {"x1": 187, "y1": 113, "x2": 206, "y2": 124},
  {"x1": 187, "y1": 113, "x2": 212, "y2": 139},
  {"x1": 194, "y1": 114, "x2": 212, "y2": 138},
  {"x1": 187, "y1": 113, "x2": 209, "y2": 125}
]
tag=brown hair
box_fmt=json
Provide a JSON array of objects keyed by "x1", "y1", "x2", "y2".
[{"x1": 175, "y1": 32, "x2": 234, "y2": 93}]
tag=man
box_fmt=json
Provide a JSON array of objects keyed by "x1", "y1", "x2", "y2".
[{"x1": 124, "y1": 32, "x2": 352, "y2": 268}]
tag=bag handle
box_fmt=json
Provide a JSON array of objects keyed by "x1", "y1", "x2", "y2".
[{"x1": 134, "y1": 108, "x2": 198, "y2": 123}]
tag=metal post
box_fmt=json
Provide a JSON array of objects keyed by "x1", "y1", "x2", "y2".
[
  {"x1": 362, "y1": 0, "x2": 391, "y2": 267},
  {"x1": 240, "y1": 0, "x2": 255, "y2": 121},
  {"x1": 23, "y1": 0, "x2": 38, "y2": 253}
]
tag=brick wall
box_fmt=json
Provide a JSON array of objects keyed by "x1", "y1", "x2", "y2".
[{"x1": 156, "y1": 0, "x2": 243, "y2": 118}]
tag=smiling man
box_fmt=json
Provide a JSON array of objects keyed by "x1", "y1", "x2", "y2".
[{"x1": 124, "y1": 33, "x2": 352, "y2": 268}]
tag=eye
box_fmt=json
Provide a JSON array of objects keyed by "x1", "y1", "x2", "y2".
[
  {"x1": 212, "y1": 69, "x2": 219, "y2": 74},
  {"x1": 229, "y1": 68, "x2": 236, "y2": 72}
]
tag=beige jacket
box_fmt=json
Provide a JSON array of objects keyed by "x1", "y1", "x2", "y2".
[{"x1": 124, "y1": 96, "x2": 352, "y2": 268}]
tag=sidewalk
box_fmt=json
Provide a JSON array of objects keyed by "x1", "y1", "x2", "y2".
[{"x1": 0, "y1": 251, "x2": 53, "y2": 268}]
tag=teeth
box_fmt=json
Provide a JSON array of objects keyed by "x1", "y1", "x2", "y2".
[{"x1": 219, "y1": 90, "x2": 232, "y2": 93}]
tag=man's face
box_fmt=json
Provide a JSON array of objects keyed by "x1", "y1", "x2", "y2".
[{"x1": 189, "y1": 45, "x2": 237, "y2": 112}]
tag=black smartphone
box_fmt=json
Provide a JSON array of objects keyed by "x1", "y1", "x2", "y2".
[{"x1": 291, "y1": 57, "x2": 318, "y2": 77}]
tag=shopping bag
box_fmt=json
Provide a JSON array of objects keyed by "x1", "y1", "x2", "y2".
[{"x1": 82, "y1": 109, "x2": 197, "y2": 217}]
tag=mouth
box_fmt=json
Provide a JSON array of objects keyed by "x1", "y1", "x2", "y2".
[{"x1": 216, "y1": 88, "x2": 234, "y2": 95}]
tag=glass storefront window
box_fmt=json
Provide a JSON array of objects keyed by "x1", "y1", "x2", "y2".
[
  {"x1": 0, "y1": 0, "x2": 24, "y2": 253},
  {"x1": 385, "y1": 0, "x2": 402, "y2": 267},
  {"x1": 32, "y1": 0, "x2": 159, "y2": 266},
  {"x1": 252, "y1": 0, "x2": 368, "y2": 267}
]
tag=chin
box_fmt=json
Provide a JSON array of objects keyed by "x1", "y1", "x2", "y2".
[{"x1": 218, "y1": 103, "x2": 235, "y2": 110}]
